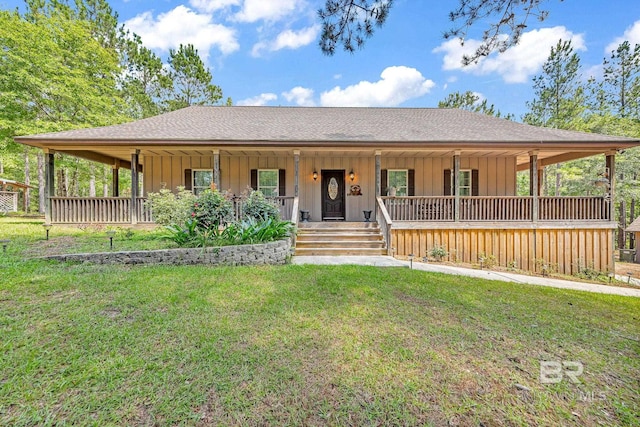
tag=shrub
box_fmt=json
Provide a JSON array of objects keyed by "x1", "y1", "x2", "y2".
[
  {"x1": 192, "y1": 189, "x2": 234, "y2": 231},
  {"x1": 478, "y1": 253, "x2": 497, "y2": 269},
  {"x1": 241, "y1": 189, "x2": 280, "y2": 221},
  {"x1": 429, "y1": 245, "x2": 448, "y2": 261},
  {"x1": 146, "y1": 186, "x2": 196, "y2": 227},
  {"x1": 222, "y1": 217, "x2": 293, "y2": 245}
]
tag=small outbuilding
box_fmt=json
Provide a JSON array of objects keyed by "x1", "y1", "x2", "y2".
[
  {"x1": 0, "y1": 178, "x2": 32, "y2": 213},
  {"x1": 626, "y1": 217, "x2": 640, "y2": 263}
]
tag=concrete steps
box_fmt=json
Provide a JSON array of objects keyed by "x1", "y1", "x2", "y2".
[{"x1": 295, "y1": 222, "x2": 387, "y2": 256}]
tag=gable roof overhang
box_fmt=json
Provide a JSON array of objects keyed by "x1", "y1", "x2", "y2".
[{"x1": 15, "y1": 106, "x2": 640, "y2": 169}]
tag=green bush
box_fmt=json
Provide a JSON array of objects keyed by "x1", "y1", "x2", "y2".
[
  {"x1": 429, "y1": 245, "x2": 448, "y2": 261},
  {"x1": 222, "y1": 217, "x2": 293, "y2": 245},
  {"x1": 241, "y1": 189, "x2": 280, "y2": 221},
  {"x1": 145, "y1": 186, "x2": 196, "y2": 227},
  {"x1": 192, "y1": 189, "x2": 234, "y2": 231}
]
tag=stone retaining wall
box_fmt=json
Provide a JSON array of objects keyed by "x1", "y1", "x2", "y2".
[{"x1": 42, "y1": 239, "x2": 291, "y2": 266}]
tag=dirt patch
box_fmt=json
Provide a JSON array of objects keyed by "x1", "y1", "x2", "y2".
[
  {"x1": 24, "y1": 236, "x2": 81, "y2": 257},
  {"x1": 615, "y1": 261, "x2": 640, "y2": 279}
]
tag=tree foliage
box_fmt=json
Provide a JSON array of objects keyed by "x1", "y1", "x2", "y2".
[
  {"x1": 318, "y1": 0, "x2": 555, "y2": 62},
  {"x1": 523, "y1": 39, "x2": 584, "y2": 129},
  {"x1": 438, "y1": 91, "x2": 513, "y2": 119},
  {"x1": 164, "y1": 44, "x2": 225, "y2": 111}
]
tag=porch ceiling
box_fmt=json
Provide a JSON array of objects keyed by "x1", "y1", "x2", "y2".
[{"x1": 46, "y1": 145, "x2": 613, "y2": 170}]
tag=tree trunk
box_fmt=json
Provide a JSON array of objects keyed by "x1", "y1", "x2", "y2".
[
  {"x1": 89, "y1": 163, "x2": 96, "y2": 197},
  {"x1": 56, "y1": 169, "x2": 67, "y2": 196},
  {"x1": 23, "y1": 148, "x2": 30, "y2": 212},
  {"x1": 618, "y1": 200, "x2": 627, "y2": 249},
  {"x1": 71, "y1": 161, "x2": 79, "y2": 197},
  {"x1": 37, "y1": 152, "x2": 45, "y2": 214},
  {"x1": 103, "y1": 165, "x2": 109, "y2": 196},
  {"x1": 631, "y1": 197, "x2": 636, "y2": 249}
]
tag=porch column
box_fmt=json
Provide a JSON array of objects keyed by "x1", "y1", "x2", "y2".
[
  {"x1": 529, "y1": 151, "x2": 539, "y2": 222},
  {"x1": 130, "y1": 149, "x2": 139, "y2": 225},
  {"x1": 112, "y1": 160, "x2": 120, "y2": 197},
  {"x1": 453, "y1": 151, "x2": 461, "y2": 222},
  {"x1": 44, "y1": 149, "x2": 55, "y2": 225},
  {"x1": 375, "y1": 150, "x2": 381, "y2": 197},
  {"x1": 293, "y1": 150, "x2": 300, "y2": 197},
  {"x1": 606, "y1": 152, "x2": 615, "y2": 222},
  {"x1": 213, "y1": 149, "x2": 220, "y2": 190}
]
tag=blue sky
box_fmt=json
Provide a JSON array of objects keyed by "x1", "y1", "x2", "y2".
[{"x1": 3, "y1": 0, "x2": 640, "y2": 118}]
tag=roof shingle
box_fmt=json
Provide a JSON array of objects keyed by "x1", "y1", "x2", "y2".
[{"x1": 15, "y1": 106, "x2": 640, "y2": 146}]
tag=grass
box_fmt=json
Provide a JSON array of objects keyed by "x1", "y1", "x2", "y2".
[{"x1": 1, "y1": 217, "x2": 639, "y2": 426}]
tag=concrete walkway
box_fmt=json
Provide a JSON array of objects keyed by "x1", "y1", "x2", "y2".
[{"x1": 292, "y1": 256, "x2": 640, "y2": 298}]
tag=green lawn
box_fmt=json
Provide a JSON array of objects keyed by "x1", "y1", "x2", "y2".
[{"x1": 1, "y1": 218, "x2": 639, "y2": 426}]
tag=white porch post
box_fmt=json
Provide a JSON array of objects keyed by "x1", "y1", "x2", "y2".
[
  {"x1": 529, "y1": 151, "x2": 539, "y2": 222},
  {"x1": 44, "y1": 148, "x2": 55, "y2": 225},
  {"x1": 293, "y1": 150, "x2": 300, "y2": 197},
  {"x1": 130, "y1": 149, "x2": 139, "y2": 225},
  {"x1": 375, "y1": 150, "x2": 381, "y2": 197},
  {"x1": 213, "y1": 149, "x2": 220, "y2": 190},
  {"x1": 453, "y1": 151, "x2": 461, "y2": 222}
]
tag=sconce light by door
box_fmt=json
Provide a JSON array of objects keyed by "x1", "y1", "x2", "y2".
[
  {"x1": 313, "y1": 170, "x2": 318, "y2": 181},
  {"x1": 349, "y1": 170, "x2": 355, "y2": 181}
]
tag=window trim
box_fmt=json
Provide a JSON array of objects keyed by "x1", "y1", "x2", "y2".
[
  {"x1": 387, "y1": 169, "x2": 409, "y2": 196},
  {"x1": 192, "y1": 169, "x2": 213, "y2": 195},
  {"x1": 257, "y1": 169, "x2": 279, "y2": 197}
]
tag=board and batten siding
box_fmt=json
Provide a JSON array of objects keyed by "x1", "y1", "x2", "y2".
[
  {"x1": 390, "y1": 226, "x2": 614, "y2": 275},
  {"x1": 382, "y1": 156, "x2": 517, "y2": 196},
  {"x1": 143, "y1": 155, "x2": 295, "y2": 196}
]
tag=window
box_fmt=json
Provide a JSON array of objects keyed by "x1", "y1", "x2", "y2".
[
  {"x1": 387, "y1": 170, "x2": 408, "y2": 196},
  {"x1": 192, "y1": 169, "x2": 213, "y2": 195},
  {"x1": 257, "y1": 169, "x2": 279, "y2": 197},
  {"x1": 453, "y1": 170, "x2": 472, "y2": 196}
]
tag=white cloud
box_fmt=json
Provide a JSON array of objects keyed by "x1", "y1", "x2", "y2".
[
  {"x1": 124, "y1": 6, "x2": 239, "y2": 57},
  {"x1": 235, "y1": 0, "x2": 302, "y2": 23},
  {"x1": 252, "y1": 25, "x2": 320, "y2": 56},
  {"x1": 237, "y1": 93, "x2": 278, "y2": 106},
  {"x1": 320, "y1": 66, "x2": 435, "y2": 107},
  {"x1": 282, "y1": 87, "x2": 315, "y2": 106},
  {"x1": 189, "y1": 0, "x2": 240, "y2": 13},
  {"x1": 433, "y1": 26, "x2": 586, "y2": 84},
  {"x1": 606, "y1": 20, "x2": 640, "y2": 53}
]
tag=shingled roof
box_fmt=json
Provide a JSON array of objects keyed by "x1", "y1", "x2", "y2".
[{"x1": 15, "y1": 106, "x2": 640, "y2": 148}]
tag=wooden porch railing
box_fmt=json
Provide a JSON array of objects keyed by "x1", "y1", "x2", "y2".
[
  {"x1": 539, "y1": 197, "x2": 609, "y2": 221},
  {"x1": 50, "y1": 197, "x2": 153, "y2": 224},
  {"x1": 376, "y1": 196, "x2": 392, "y2": 255},
  {"x1": 232, "y1": 196, "x2": 295, "y2": 221},
  {"x1": 460, "y1": 196, "x2": 532, "y2": 221},
  {"x1": 382, "y1": 196, "x2": 610, "y2": 222},
  {"x1": 383, "y1": 196, "x2": 454, "y2": 221}
]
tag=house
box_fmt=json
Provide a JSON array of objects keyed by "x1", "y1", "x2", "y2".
[{"x1": 15, "y1": 106, "x2": 640, "y2": 274}]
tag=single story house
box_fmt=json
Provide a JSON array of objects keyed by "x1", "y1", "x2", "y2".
[{"x1": 15, "y1": 106, "x2": 640, "y2": 274}]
